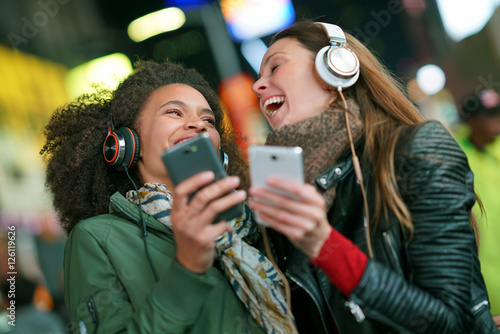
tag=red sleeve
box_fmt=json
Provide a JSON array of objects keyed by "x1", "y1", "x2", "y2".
[{"x1": 309, "y1": 228, "x2": 368, "y2": 296}]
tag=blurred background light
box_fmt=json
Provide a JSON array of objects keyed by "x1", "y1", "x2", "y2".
[
  {"x1": 164, "y1": 0, "x2": 210, "y2": 11},
  {"x1": 65, "y1": 53, "x2": 133, "y2": 101},
  {"x1": 402, "y1": 0, "x2": 426, "y2": 17},
  {"x1": 127, "y1": 7, "x2": 186, "y2": 42},
  {"x1": 416, "y1": 64, "x2": 446, "y2": 96},
  {"x1": 220, "y1": 0, "x2": 295, "y2": 42},
  {"x1": 241, "y1": 38, "x2": 268, "y2": 74},
  {"x1": 436, "y1": 0, "x2": 500, "y2": 41}
]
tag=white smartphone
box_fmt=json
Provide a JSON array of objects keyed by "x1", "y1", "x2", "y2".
[{"x1": 249, "y1": 145, "x2": 304, "y2": 200}]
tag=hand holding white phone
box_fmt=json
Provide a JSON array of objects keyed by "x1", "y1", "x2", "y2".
[
  {"x1": 249, "y1": 145, "x2": 304, "y2": 208},
  {"x1": 249, "y1": 145, "x2": 304, "y2": 225}
]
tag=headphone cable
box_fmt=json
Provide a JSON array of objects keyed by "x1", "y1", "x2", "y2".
[
  {"x1": 124, "y1": 167, "x2": 159, "y2": 282},
  {"x1": 338, "y1": 87, "x2": 374, "y2": 259}
]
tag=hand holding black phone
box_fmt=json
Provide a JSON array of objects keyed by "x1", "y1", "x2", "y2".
[{"x1": 162, "y1": 133, "x2": 243, "y2": 223}]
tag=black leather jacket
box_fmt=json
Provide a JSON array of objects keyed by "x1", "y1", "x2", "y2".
[{"x1": 272, "y1": 121, "x2": 498, "y2": 333}]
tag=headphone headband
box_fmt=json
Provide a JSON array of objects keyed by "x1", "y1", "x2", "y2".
[{"x1": 316, "y1": 22, "x2": 346, "y2": 44}]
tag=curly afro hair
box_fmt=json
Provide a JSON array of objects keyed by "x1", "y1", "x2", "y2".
[{"x1": 41, "y1": 60, "x2": 249, "y2": 235}]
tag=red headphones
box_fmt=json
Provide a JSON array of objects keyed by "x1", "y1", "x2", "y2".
[{"x1": 103, "y1": 115, "x2": 140, "y2": 171}]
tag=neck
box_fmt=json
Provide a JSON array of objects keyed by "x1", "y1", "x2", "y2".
[{"x1": 265, "y1": 99, "x2": 364, "y2": 209}]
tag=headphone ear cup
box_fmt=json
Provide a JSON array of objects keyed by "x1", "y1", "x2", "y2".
[
  {"x1": 218, "y1": 148, "x2": 229, "y2": 172},
  {"x1": 103, "y1": 127, "x2": 140, "y2": 171},
  {"x1": 315, "y1": 46, "x2": 337, "y2": 90},
  {"x1": 116, "y1": 127, "x2": 140, "y2": 171},
  {"x1": 103, "y1": 131, "x2": 122, "y2": 167},
  {"x1": 315, "y1": 44, "x2": 360, "y2": 89}
]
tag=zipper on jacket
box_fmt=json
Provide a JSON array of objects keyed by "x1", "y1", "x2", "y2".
[
  {"x1": 87, "y1": 297, "x2": 99, "y2": 334},
  {"x1": 471, "y1": 300, "x2": 489, "y2": 314},
  {"x1": 287, "y1": 274, "x2": 330, "y2": 334},
  {"x1": 345, "y1": 299, "x2": 366, "y2": 323},
  {"x1": 382, "y1": 232, "x2": 404, "y2": 276}
]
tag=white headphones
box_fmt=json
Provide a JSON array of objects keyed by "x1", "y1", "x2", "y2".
[{"x1": 315, "y1": 22, "x2": 360, "y2": 90}]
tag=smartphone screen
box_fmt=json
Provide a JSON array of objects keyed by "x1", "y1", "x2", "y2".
[{"x1": 162, "y1": 133, "x2": 242, "y2": 223}]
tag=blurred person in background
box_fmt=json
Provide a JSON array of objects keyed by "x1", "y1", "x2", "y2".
[
  {"x1": 455, "y1": 88, "x2": 500, "y2": 325},
  {"x1": 40, "y1": 60, "x2": 295, "y2": 334},
  {"x1": 0, "y1": 235, "x2": 66, "y2": 334},
  {"x1": 249, "y1": 20, "x2": 499, "y2": 333},
  {"x1": 0, "y1": 276, "x2": 66, "y2": 334}
]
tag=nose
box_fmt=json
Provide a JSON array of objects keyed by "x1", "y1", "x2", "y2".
[
  {"x1": 184, "y1": 115, "x2": 207, "y2": 132},
  {"x1": 252, "y1": 77, "x2": 267, "y2": 97}
]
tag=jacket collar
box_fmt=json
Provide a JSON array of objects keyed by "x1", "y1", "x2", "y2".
[
  {"x1": 315, "y1": 153, "x2": 354, "y2": 191},
  {"x1": 315, "y1": 135, "x2": 365, "y2": 191},
  {"x1": 108, "y1": 192, "x2": 173, "y2": 236}
]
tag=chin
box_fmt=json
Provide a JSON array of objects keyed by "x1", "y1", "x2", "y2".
[{"x1": 269, "y1": 119, "x2": 286, "y2": 129}]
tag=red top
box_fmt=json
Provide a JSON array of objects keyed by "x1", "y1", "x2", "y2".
[{"x1": 309, "y1": 227, "x2": 368, "y2": 296}]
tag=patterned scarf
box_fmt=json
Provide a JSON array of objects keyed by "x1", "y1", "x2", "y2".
[
  {"x1": 127, "y1": 183, "x2": 294, "y2": 334},
  {"x1": 265, "y1": 100, "x2": 364, "y2": 209}
]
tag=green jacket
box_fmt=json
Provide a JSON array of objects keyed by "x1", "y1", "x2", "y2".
[
  {"x1": 64, "y1": 192, "x2": 266, "y2": 334},
  {"x1": 455, "y1": 124, "x2": 500, "y2": 316}
]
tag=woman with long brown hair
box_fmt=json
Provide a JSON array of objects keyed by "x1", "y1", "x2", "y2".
[{"x1": 249, "y1": 20, "x2": 498, "y2": 333}]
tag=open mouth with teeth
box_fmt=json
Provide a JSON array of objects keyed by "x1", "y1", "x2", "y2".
[
  {"x1": 263, "y1": 96, "x2": 285, "y2": 117},
  {"x1": 173, "y1": 135, "x2": 197, "y2": 146}
]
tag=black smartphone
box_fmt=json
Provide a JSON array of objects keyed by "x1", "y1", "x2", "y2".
[{"x1": 161, "y1": 133, "x2": 242, "y2": 223}]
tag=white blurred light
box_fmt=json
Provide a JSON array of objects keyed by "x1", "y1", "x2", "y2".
[
  {"x1": 416, "y1": 64, "x2": 446, "y2": 96},
  {"x1": 241, "y1": 39, "x2": 268, "y2": 74},
  {"x1": 436, "y1": 0, "x2": 499, "y2": 41},
  {"x1": 128, "y1": 7, "x2": 185, "y2": 42},
  {"x1": 221, "y1": 0, "x2": 295, "y2": 42}
]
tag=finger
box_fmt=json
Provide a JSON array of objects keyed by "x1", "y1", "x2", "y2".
[
  {"x1": 265, "y1": 177, "x2": 325, "y2": 205},
  {"x1": 174, "y1": 171, "x2": 215, "y2": 200},
  {"x1": 205, "y1": 221, "x2": 233, "y2": 239},
  {"x1": 190, "y1": 176, "x2": 240, "y2": 210},
  {"x1": 181, "y1": 220, "x2": 233, "y2": 245},
  {"x1": 256, "y1": 210, "x2": 310, "y2": 241},
  {"x1": 248, "y1": 197, "x2": 316, "y2": 230},
  {"x1": 195, "y1": 189, "x2": 246, "y2": 224},
  {"x1": 249, "y1": 186, "x2": 325, "y2": 221},
  {"x1": 493, "y1": 315, "x2": 500, "y2": 327}
]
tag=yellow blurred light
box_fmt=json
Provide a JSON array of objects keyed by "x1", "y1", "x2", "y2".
[
  {"x1": 65, "y1": 53, "x2": 133, "y2": 101},
  {"x1": 0, "y1": 45, "x2": 67, "y2": 131},
  {"x1": 127, "y1": 7, "x2": 186, "y2": 42}
]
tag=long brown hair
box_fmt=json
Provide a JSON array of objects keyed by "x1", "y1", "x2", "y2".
[{"x1": 271, "y1": 21, "x2": 480, "y2": 243}]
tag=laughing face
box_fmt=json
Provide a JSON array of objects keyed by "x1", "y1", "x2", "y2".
[
  {"x1": 252, "y1": 37, "x2": 336, "y2": 129},
  {"x1": 136, "y1": 83, "x2": 220, "y2": 189}
]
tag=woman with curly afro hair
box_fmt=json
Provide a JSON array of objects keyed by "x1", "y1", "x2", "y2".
[{"x1": 40, "y1": 60, "x2": 296, "y2": 334}]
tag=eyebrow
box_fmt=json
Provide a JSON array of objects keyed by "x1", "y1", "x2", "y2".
[
  {"x1": 258, "y1": 51, "x2": 285, "y2": 78},
  {"x1": 160, "y1": 100, "x2": 214, "y2": 116}
]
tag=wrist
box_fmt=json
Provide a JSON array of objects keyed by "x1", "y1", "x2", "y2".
[
  {"x1": 309, "y1": 224, "x2": 333, "y2": 259},
  {"x1": 176, "y1": 255, "x2": 209, "y2": 275},
  {"x1": 309, "y1": 228, "x2": 368, "y2": 296}
]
